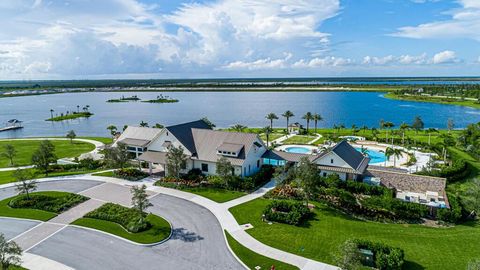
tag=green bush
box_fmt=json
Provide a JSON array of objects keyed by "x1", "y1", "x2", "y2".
[
  {"x1": 417, "y1": 159, "x2": 470, "y2": 182},
  {"x1": 263, "y1": 200, "x2": 311, "y2": 225},
  {"x1": 114, "y1": 168, "x2": 149, "y2": 181},
  {"x1": 184, "y1": 168, "x2": 205, "y2": 182},
  {"x1": 354, "y1": 239, "x2": 405, "y2": 270},
  {"x1": 84, "y1": 203, "x2": 149, "y2": 233},
  {"x1": 9, "y1": 193, "x2": 87, "y2": 213},
  {"x1": 252, "y1": 165, "x2": 275, "y2": 186},
  {"x1": 437, "y1": 195, "x2": 462, "y2": 223},
  {"x1": 338, "y1": 181, "x2": 392, "y2": 196}
]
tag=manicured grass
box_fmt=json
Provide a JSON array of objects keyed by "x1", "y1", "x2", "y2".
[
  {"x1": 72, "y1": 214, "x2": 171, "y2": 244},
  {"x1": 0, "y1": 140, "x2": 95, "y2": 168},
  {"x1": 225, "y1": 231, "x2": 299, "y2": 270},
  {"x1": 92, "y1": 171, "x2": 115, "y2": 177},
  {"x1": 282, "y1": 135, "x2": 317, "y2": 145},
  {"x1": 46, "y1": 112, "x2": 93, "y2": 121},
  {"x1": 229, "y1": 198, "x2": 480, "y2": 270},
  {"x1": 156, "y1": 182, "x2": 246, "y2": 203},
  {"x1": 78, "y1": 137, "x2": 113, "y2": 144},
  {"x1": 0, "y1": 191, "x2": 85, "y2": 221},
  {"x1": 259, "y1": 133, "x2": 285, "y2": 143},
  {"x1": 384, "y1": 92, "x2": 480, "y2": 109},
  {"x1": 0, "y1": 168, "x2": 106, "y2": 185}
]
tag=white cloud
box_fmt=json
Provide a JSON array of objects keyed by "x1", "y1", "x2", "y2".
[
  {"x1": 392, "y1": 0, "x2": 480, "y2": 41},
  {"x1": 293, "y1": 57, "x2": 353, "y2": 68},
  {"x1": 432, "y1": 50, "x2": 459, "y2": 64}
]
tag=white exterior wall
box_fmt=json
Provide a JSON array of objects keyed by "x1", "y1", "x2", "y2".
[
  {"x1": 148, "y1": 130, "x2": 192, "y2": 156},
  {"x1": 191, "y1": 160, "x2": 217, "y2": 176},
  {"x1": 241, "y1": 138, "x2": 267, "y2": 177},
  {"x1": 315, "y1": 152, "x2": 351, "y2": 168},
  {"x1": 319, "y1": 170, "x2": 347, "y2": 181}
]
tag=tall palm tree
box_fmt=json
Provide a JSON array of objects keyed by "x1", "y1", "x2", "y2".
[
  {"x1": 107, "y1": 125, "x2": 117, "y2": 137},
  {"x1": 265, "y1": 113, "x2": 279, "y2": 129},
  {"x1": 361, "y1": 125, "x2": 369, "y2": 135},
  {"x1": 351, "y1": 124, "x2": 357, "y2": 136},
  {"x1": 399, "y1": 122, "x2": 410, "y2": 146},
  {"x1": 383, "y1": 121, "x2": 395, "y2": 143},
  {"x1": 302, "y1": 112, "x2": 313, "y2": 133},
  {"x1": 282, "y1": 110, "x2": 294, "y2": 132},
  {"x1": 312, "y1": 113, "x2": 323, "y2": 133},
  {"x1": 426, "y1": 128, "x2": 439, "y2": 145},
  {"x1": 139, "y1": 121, "x2": 149, "y2": 127},
  {"x1": 262, "y1": 126, "x2": 273, "y2": 147},
  {"x1": 49, "y1": 109, "x2": 54, "y2": 119},
  {"x1": 231, "y1": 124, "x2": 247, "y2": 132},
  {"x1": 385, "y1": 147, "x2": 402, "y2": 167},
  {"x1": 76, "y1": 105, "x2": 80, "y2": 113}
]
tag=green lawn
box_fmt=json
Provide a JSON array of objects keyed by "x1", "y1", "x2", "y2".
[
  {"x1": 384, "y1": 92, "x2": 480, "y2": 109},
  {"x1": 72, "y1": 214, "x2": 171, "y2": 244},
  {"x1": 78, "y1": 137, "x2": 113, "y2": 145},
  {"x1": 0, "y1": 140, "x2": 95, "y2": 168},
  {"x1": 229, "y1": 198, "x2": 480, "y2": 270},
  {"x1": 282, "y1": 135, "x2": 317, "y2": 145},
  {"x1": 260, "y1": 133, "x2": 285, "y2": 143},
  {"x1": 156, "y1": 182, "x2": 246, "y2": 203},
  {"x1": 0, "y1": 168, "x2": 106, "y2": 185},
  {"x1": 0, "y1": 191, "x2": 84, "y2": 221},
  {"x1": 225, "y1": 231, "x2": 299, "y2": 270},
  {"x1": 92, "y1": 171, "x2": 115, "y2": 177}
]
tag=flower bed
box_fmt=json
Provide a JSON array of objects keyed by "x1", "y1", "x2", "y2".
[
  {"x1": 114, "y1": 168, "x2": 149, "y2": 181},
  {"x1": 263, "y1": 200, "x2": 312, "y2": 225},
  {"x1": 8, "y1": 192, "x2": 88, "y2": 213}
]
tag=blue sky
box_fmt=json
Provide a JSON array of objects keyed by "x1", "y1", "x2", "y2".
[{"x1": 0, "y1": 0, "x2": 479, "y2": 79}]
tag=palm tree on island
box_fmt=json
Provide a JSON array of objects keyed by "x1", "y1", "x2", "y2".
[
  {"x1": 282, "y1": 110, "x2": 294, "y2": 132},
  {"x1": 49, "y1": 109, "x2": 54, "y2": 119},
  {"x1": 313, "y1": 113, "x2": 323, "y2": 133},
  {"x1": 265, "y1": 113, "x2": 279, "y2": 129},
  {"x1": 302, "y1": 112, "x2": 314, "y2": 133}
]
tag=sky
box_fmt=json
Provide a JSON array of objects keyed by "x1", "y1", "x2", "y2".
[{"x1": 0, "y1": 0, "x2": 479, "y2": 79}]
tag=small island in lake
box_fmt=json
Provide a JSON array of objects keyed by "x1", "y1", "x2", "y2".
[
  {"x1": 106, "y1": 95, "x2": 141, "y2": 103},
  {"x1": 46, "y1": 106, "x2": 93, "y2": 121},
  {"x1": 142, "y1": 94, "x2": 179, "y2": 103}
]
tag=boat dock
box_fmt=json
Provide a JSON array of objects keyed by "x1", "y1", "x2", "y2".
[{"x1": 0, "y1": 119, "x2": 24, "y2": 132}]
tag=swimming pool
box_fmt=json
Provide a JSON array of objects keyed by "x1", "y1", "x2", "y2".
[
  {"x1": 355, "y1": 148, "x2": 387, "y2": 164},
  {"x1": 284, "y1": 146, "x2": 311, "y2": 154}
]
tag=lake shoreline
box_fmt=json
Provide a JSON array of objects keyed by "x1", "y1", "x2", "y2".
[{"x1": 384, "y1": 92, "x2": 480, "y2": 109}]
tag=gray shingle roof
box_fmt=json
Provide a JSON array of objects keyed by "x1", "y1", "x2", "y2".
[
  {"x1": 191, "y1": 129, "x2": 263, "y2": 166},
  {"x1": 166, "y1": 120, "x2": 212, "y2": 154},
  {"x1": 367, "y1": 168, "x2": 446, "y2": 194},
  {"x1": 262, "y1": 150, "x2": 309, "y2": 163},
  {"x1": 115, "y1": 126, "x2": 162, "y2": 146}
]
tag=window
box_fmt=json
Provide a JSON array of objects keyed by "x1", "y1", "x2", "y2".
[
  {"x1": 405, "y1": 196, "x2": 410, "y2": 201},
  {"x1": 232, "y1": 152, "x2": 236, "y2": 156},
  {"x1": 330, "y1": 159, "x2": 334, "y2": 164},
  {"x1": 201, "y1": 163, "x2": 208, "y2": 172},
  {"x1": 323, "y1": 172, "x2": 327, "y2": 177},
  {"x1": 430, "y1": 198, "x2": 436, "y2": 202},
  {"x1": 257, "y1": 160, "x2": 260, "y2": 168},
  {"x1": 248, "y1": 165, "x2": 251, "y2": 174}
]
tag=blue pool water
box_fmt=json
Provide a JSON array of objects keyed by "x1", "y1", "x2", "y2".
[
  {"x1": 285, "y1": 146, "x2": 311, "y2": 154},
  {"x1": 355, "y1": 148, "x2": 386, "y2": 164}
]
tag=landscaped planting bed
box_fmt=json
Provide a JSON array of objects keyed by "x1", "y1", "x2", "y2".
[{"x1": 263, "y1": 200, "x2": 312, "y2": 226}]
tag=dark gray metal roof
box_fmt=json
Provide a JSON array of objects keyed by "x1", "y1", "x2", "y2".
[
  {"x1": 262, "y1": 150, "x2": 310, "y2": 163},
  {"x1": 166, "y1": 120, "x2": 212, "y2": 154},
  {"x1": 331, "y1": 140, "x2": 370, "y2": 173}
]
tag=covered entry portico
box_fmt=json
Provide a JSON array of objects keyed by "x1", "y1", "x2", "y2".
[{"x1": 137, "y1": 151, "x2": 169, "y2": 175}]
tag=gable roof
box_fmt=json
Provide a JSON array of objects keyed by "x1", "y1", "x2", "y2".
[
  {"x1": 115, "y1": 126, "x2": 162, "y2": 146},
  {"x1": 165, "y1": 120, "x2": 212, "y2": 154},
  {"x1": 191, "y1": 129, "x2": 264, "y2": 166},
  {"x1": 313, "y1": 140, "x2": 370, "y2": 174}
]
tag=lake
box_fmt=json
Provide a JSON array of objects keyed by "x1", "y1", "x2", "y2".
[{"x1": 0, "y1": 91, "x2": 479, "y2": 138}]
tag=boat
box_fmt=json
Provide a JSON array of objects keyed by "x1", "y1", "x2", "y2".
[{"x1": 0, "y1": 119, "x2": 24, "y2": 132}]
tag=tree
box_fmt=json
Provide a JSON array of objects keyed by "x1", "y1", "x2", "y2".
[
  {"x1": 231, "y1": 124, "x2": 247, "y2": 132},
  {"x1": 313, "y1": 113, "x2": 323, "y2": 133},
  {"x1": 262, "y1": 126, "x2": 273, "y2": 147},
  {"x1": 201, "y1": 117, "x2": 216, "y2": 128},
  {"x1": 139, "y1": 121, "x2": 149, "y2": 127},
  {"x1": 462, "y1": 178, "x2": 480, "y2": 218},
  {"x1": 334, "y1": 239, "x2": 362, "y2": 270},
  {"x1": 31, "y1": 140, "x2": 57, "y2": 176},
  {"x1": 13, "y1": 169, "x2": 37, "y2": 200},
  {"x1": 131, "y1": 184, "x2": 153, "y2": 222},
  {"x1": 361, "y1": 125, "x2": 369, "y2": 135},
  {"x1": 104, "y1": 143, "x2": 130, "y2": 169},
  {"x1": 0, "y1": 233, "x2": 22, "y2": 270},
  {"x1": 447, "y1": 118, "x2": 455, "y2": 134},
  {"x1": 2, "y1": 144, "x2": 16, "y2": 166},
  {"x1": 426, "y1": 128, "x2": 439, "y2": 145},
  {"x1": 216, "y1": 157, "x2": 235, "y2": 188},
  {"x1": 302, "y1": 112, "x2": 314, "y2": 133},
  {"x1": 49, "y1": 109, "x2": 54, "y2": 119},
  {"x1": 154, "y1": 123, "x2": 164, "y2": 129},
  {"x1": 265, "y1": 113, "x2": 279, "y2": 129},
  {"x1": 383, "y1": 121, "x2": 395, "y2": 143},
  {"x1": 282, "y1": 110, "x2": 294, "y2": 132},
  {"x1": 412, "y1": 116, "x2": 424, "y2": 134},
  {"x1": 385, "y1": 147, "x2": 402, "y2": 167},
  {"x1": 166, "y1": 145, "x2": 187, "y2": 178},
  {"x1": 107, "y1": 125, "x2": 117, "y2": 137},
  {"x1": 296, "y1": 156, "x2": 319, "y2": 205},
  {"x1": 66, "y1": 130, "x2": 76, "y2": 143},
  {"x1": 399, "y1": 122, "x2": 410, "y2": 145}
]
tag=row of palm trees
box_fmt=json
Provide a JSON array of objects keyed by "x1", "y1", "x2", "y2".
[
  {"x1": 49, "y1": 105, "x2": 90, "y2": 119},
  {"x1": 265, "y1": 111, "x2": 323, "y2": 133}
]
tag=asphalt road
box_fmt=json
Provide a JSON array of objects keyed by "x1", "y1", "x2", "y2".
[
  {"x1": 2, "y1": 179, "x2": 244, "y2": 270},
  {"x1": 0, "y1": 218, "x2": 40, "y2": 240}
]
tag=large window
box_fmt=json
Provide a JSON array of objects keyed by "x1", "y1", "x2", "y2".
[{"x1": 201, "y1": 163, "x2": 209, "y2": 172}]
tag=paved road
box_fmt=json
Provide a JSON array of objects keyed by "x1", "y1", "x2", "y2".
[{"x1": 0, "y1": 218, "x2": 40, "y2": 240}]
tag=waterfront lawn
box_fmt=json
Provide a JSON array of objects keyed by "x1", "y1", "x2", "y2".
[
  {"x1": 155, "y1": 182, "x2": 246, "y2": 203},
  {"x1": 46, "y1": 112, "x2": 93, "y2": 121},
  {"x1": 0, "y1": 191, "x2": 87, "y2": 221},
  {"x1": 72, "y1": 204, "x2": 171, "y2": 244},
  {"x1": 259, "y1": 133, "x2": 284, "y2": 143},
  {"x1": 78, "y1": 136, "x2": 113, "y2": 145},
  {"x1": 281, "y1": 135, "x2": 316, "y2": 145},
  {"x1": 385, "y1": 92, "x2": 480, "y2": 109},
  {"x1": 0, "y1": 140, "x2": 95, "y2": 168},
  {"x1": 225, "y1": 231, "x2": 299, "y2": 270},
  {"x1": 229, "y1": 198, "x2": 480, "y2": 270}
]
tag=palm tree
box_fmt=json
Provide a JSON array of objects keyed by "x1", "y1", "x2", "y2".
[
  {"x1": 262, "y1": 126, "x2": 273, "y2": 147},
  {"x1": 302, "y1": 112, "x2": 314, "y2": 133},
  {"x1": 107, "y1": 125, "x2": 117, "y2": 137},
  {"x1": 49, "y1": 109, "x2": 54, "y2": 119},
  {"x1": 426, "y1": 128, "x2": 439, "y2": 145},
  {"x1": 265, "y1": 113, "x2": 279, "y2": 129},
  {"x1": 282, "y1": 110, "x2": 294, "y2": 132},
  {"x1": 385, "y1": 147, "x2": 402, "y2": 167},
  {"x1": 76, "y1": 105, "x2": 80, "y2": 113},
  {"x1": 231, "y1": 124, "x2": 247, "y2": 132},
  {"x1": 313, "y1": 113, "x2": 323, "y2": 133},
  {"x1": 351, "y1": 124, "x2": 357, "y2": 136},
  {"x1": 383, "y1": 121, "x2": 395, "y2": 143},
  {"x1": 361, "y1": 125, "x2": 369, "y2": 135},
  {"x1": 399, "y1": 122, "x2": 410, "y2": 146},
  {"x1": 139, "y1": 121, "x2": 149, "y2": 127}
]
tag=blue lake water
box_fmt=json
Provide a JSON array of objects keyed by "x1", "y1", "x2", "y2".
[{"x1": 0, "y1": 91, "x2": 479, "y2": 138}]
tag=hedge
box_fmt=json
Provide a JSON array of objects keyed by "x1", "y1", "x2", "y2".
[
  {"x1": 263, "y1": 200, "x2": 311, "y2": 226},
  {"x1": 84, "y1": 203, "x2": 149, "y2": 233},
  {"x1": 9, "y1": 193, "x2": 87, "y2": 213},
  {"x1": 354, "y1": 239, "x2": 405, "y2": 270}
]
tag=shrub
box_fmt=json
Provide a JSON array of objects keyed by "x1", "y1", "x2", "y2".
[
  {"x1": 251, "y1": 165, "x2": 275, "y2": 186},
  {"x1": 416, "y1": 159, "x2": 470, "y2": 182},
  {"x1": 437, "y1": 194, "x2": 462, "y2": 223},
  {"x1": 265, "y1": 185, "x2": 302, "y2": 200},
  {"x1": 338, "y1": 181, "x2": 392, "y2": 196},
  {"x1": 354, "y1": 239, "x2": 405, "y2": 270},
  {"x1": 184, "y1": 168, "x2": 205, "y2": 182},
  {"x1": 84, "y1": 203, "x2": 150, "y2": 233},
  {"x1": 9, "y1": 193, "x2": 87, "y2": 213},
  {"x1": 114, "y1": 168, "x2": 149, "y2": 181},
  {"x1": 207, "y1": 175, "x2": 224, "y2": 188},
  {"x1": 263, "y1": 200, "x2": 312, "y2": 225}
]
